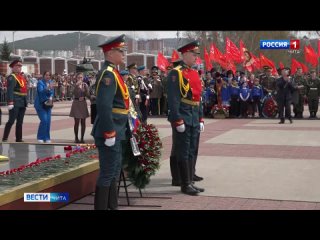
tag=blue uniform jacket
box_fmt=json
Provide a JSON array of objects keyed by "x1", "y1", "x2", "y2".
[
  {"x1": 251, "y1": 84, "x2": 264, "y2": 99},
  {"x1": 34, "y1": 79, "x2": 54, "y2": 110}
]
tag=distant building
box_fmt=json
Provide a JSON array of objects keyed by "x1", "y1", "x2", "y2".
[{"x1": 15, "y1": 49, "x2": 39, "y2": 57}]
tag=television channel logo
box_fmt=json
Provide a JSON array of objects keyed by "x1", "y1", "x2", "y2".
[
  {"x1": 24, "y1": 193, "x2": 69, "y2": 202},
  {"x1": 260, "y1": 39, "x2": 300, "y2": 50}
]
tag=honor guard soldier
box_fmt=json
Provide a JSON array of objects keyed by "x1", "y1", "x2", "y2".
[
  {"x1": 149, "y1": 66, "x2": 163, "y2": 116},
  {"x1": 260, "y1": 66, "x2": 276, "y2": 96},
  {"x1": 126, "y1": 63, "x2": 139, "y2": 103},
  {"x1": 91, "y1": 34, "x2": 129, "y2": 210},
  {"x1": 137, "y1": 65, "x2": 151, "y2": 123},
  {"x1": 292, "y1": 67, "x2": 306, "y2": 118},
  {"x1": 2, "y1": 59, "x2": 28, "y2": 142},
  {"x1": 167, "y1": 40, "x2": 205, "y2": 196},
  {"x1": 305, "y1": 69, "x2": 320, "y2": 118}
]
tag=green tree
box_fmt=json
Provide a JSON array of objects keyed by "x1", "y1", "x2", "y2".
[{"x1": 0, "y1": 39, "x2": 12, "y2": 61}]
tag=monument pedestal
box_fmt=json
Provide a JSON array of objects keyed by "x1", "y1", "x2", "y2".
[{"x1": 0, "y1": 161, "x2": 99, "y2": 210}]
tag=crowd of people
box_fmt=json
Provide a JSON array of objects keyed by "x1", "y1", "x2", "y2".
[
  {"x1": 201, "y1": 66, "x2": 320, "y2": 121},
  {"x1": 2, "y1": 34, "x2": 320, "y2": 210}
]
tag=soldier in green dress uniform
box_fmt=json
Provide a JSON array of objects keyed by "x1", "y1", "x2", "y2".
[
  {"x1": 91, "y1": 34, "x2": 129, "y2": 210},
  {"x1": 167, "y1": 40, "x2": 205, "y2": 196}
]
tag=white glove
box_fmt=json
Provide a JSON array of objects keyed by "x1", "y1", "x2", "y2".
[
  {"x1": 104, "y1": 137, "x2": 115, "y2": 147},
  {"x1": 148, "y1": 83, "x2": 152, "y2": 89},
  {"x1": 131, "y1": 85, "x2": 135, "y2": 90},
  {"x1": 176, "y1": 124, "x2": 185, "y2": 133},
  {"x1": 8, "y1": 105, "x2": 14, "y2": 110},
  {"x1": 200, "y1": 122, "x2": 204, "y2": 132}
]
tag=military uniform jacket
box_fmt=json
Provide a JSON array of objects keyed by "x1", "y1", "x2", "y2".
[
  {"x1": 305, "y1": 78, "x2": 320, "y2": 98},
  {"x1": 91, "y1": 61, "x2": 129, "y2": 141},
  {"x1": 167, "y1": 62, "x2": 203, "y2": 127},
  {"x1": 260, "y1": 74, "x2": 276, "y2": 93},
  {"x1": 149, "y1": 76, "x2": 163, "y2": 99},
  {"x1": 7, "y1": 73, "x2": 28, "y2": 107},
  {"x1": 292, "y1": 75, "x2": 306, "y2": 95},
  {"x1": 137, "y1": 75, "x2": 150, "y2": 102},
  {"x1": 127, "y1": 74, "x2": 138, "y2": 96}
]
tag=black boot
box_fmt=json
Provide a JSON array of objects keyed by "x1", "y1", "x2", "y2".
[
  {"x1": 191, "y1": 184, "x2": 205, "y2": 192},
  {"x1": 170, "y1": 156, "x2": 181, "y2": 186},
  {"x1": 289, "y1": 117, "x2": 293, "y2": 124},
  {"x1": 193, "y1": 174, "x2": 204, "y2": 181},
  {"x1": 108, "y1": 180, "x2": 118, "y2": 210},
  {"x1": 16, "y1": 124, "x2": 23, "y2": 142},
  {"x1": 278, "y1": 118, "x2": 285, "y2": 124},
  {"x1": 179, "y1": 161, "x2": 199, "y2": 196},
  {"x1": 2, "y1": 123, "x2": 12, "y2": 141},
  {"x1": 94, "y1": 186, "x2": 110, "y2": 210}
]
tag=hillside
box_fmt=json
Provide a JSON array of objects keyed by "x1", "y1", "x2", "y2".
[{"x1": 2, "y1": 32, "x2": 111, "y2": 52}]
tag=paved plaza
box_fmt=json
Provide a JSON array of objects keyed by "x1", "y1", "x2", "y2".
[{"x1": 1, "y1": 102, "x2": 320, "y2": 210}]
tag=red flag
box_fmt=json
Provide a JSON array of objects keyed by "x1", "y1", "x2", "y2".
[
  {"x1": 171, "y1": 50, "x2": 180, "y2": 63},
  {"x1": 156, "y1": 52, "x2": 169, "y2": 72},
  {"x1": 291, "y1": 58, "x2": 302, "y2": 75},
  {"x1": 251, "y1": 53, "x2": 261, "y2": 70},
  {"x1": 259, "y1": 53, "x2": 276, "y2": 75},
  {"x1": 300, "y1": 62, "x2": 309, "y2": 73},
  {"x1": 239, "y1": 39, "x2": 247, "y2": 62},
  {"x1": 304, "y1": 45, "x2": 318, "y2": 67},
  {"x1": 225, "y1": 59, "x2": 236, "y2": 75},
  {"x1": 225, "y1": 37, "x2": 241, "y2": 63},
  {"x1": 204, "y1": 48, "x2": 212, "y2": 71},
  {"x1": 195, "y1": 57, "x2": 202, "y2": 65},
  {"x1": 318, "y1": 39, "x2": 320, "y2": 57},
  {"x1": 209, "y1": 43, "x2": 225, "y2": 65},
  {"x1": 279, "y1": 62, "x2": 285, "y2": 69}
]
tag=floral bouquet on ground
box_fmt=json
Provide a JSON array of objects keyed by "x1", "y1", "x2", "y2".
[
  {"x1": 262, "y1": 94, "x2": 278, "y2": 118},
  {"x1": 211, "y1": 104, "x2": 230, "y2": 118},
  {"x1": 123, "y1": 123, "x2": 162, "y2": 189}
]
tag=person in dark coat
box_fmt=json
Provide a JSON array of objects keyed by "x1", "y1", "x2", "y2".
[{"x1": 276, "y1": 68, "x2": 295, "y2": 124}]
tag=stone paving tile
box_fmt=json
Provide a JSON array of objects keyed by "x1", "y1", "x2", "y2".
[
  {"x1": 212, "y1": 198, "x2": 250, "y2": 210},
  {"x1": 8, "y1": 102, "x2": 320, "y2": 210},
  {"x1": 277, "y1": 201, "x2": 317, "y2": 210},
  {"x1": 314, "y1": 203, "x2": 320, "y2": 210},
  {"x1": 239, "y1": 199, "x2": 281, "y2": 210},
  {"x1": 200, "y1": 144, "x2": 320, "y2": 160}
]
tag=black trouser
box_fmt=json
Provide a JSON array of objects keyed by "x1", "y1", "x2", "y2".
[
  {"x1": 170, "y1": 125, "x2": 180, "y2": 183},
  {"x1": 229, "y1": 96, "x2": 240, "y2": 117},
  {"x1": 3, "y1": 106, "x2": 26, "y2": 141},
  {"x1": 240, "y1": 100, "x2": 249, "y2": 117},
  {"x1": 278, "y1": 98, "x2": 291, "y2": 120},
  {"x1": 139, "y1": 97, "x2": 148, "y2": 123},
  {"x1": 308, "y1": 97, "x2": 319, "y2": 115},
  {"x1": 150, "y1": 98, "x2": 160, "y2": 115},
  {"x1": 90, "y1": 104, "x2": 97, "y2": 124},
  {"x1": 193, "y1": 129, "x2": 200, "y2": 177},
  {"x1": 175, "y1": 125, "x2": 199, "y2": 186},
  {"x1": 252, "y1": 96, "x2": 262, "y2": 117}
]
